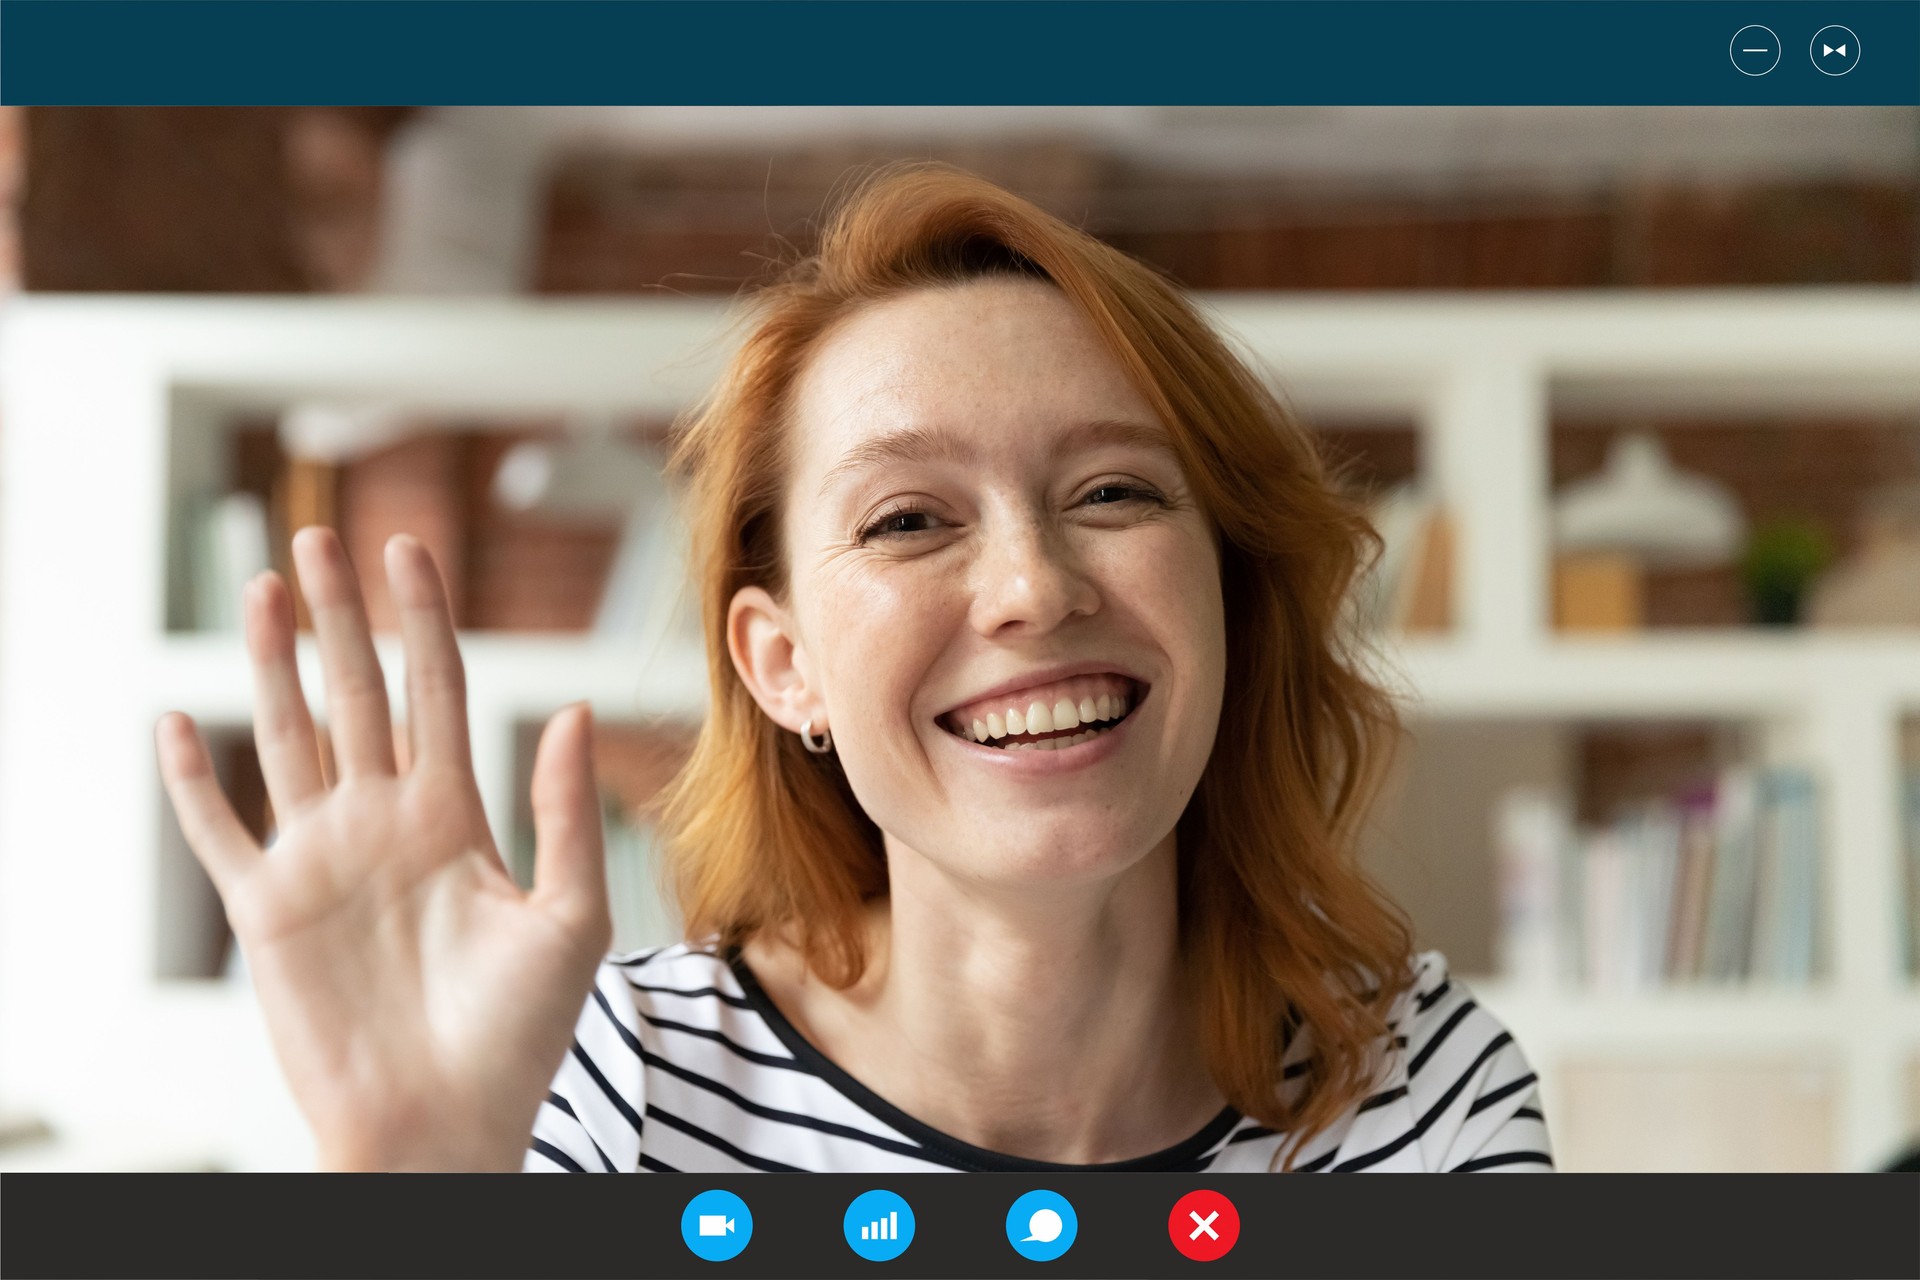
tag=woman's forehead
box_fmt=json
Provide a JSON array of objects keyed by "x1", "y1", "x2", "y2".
[{"x1": 788, "y1": 278, "x2": 1161, "y2": 470}]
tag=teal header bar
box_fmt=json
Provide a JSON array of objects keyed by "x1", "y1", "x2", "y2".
[{"x1": 2, "y1": 1, "x2": 1916, "y2": 105}]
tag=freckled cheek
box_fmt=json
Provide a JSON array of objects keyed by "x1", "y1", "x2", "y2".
[
  {"x1": 1107, "y1": 534, "x2": 1228, "y2": 715},
  {"x1": 808, "y1": 569, "x2": 962, "y2": 738}
]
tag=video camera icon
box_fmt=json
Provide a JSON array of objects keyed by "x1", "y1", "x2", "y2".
[{"x1": 681, "y1": 1190, "x2": 753, "y2": 1262}]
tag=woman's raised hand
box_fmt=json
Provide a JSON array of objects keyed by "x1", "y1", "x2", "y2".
[{"x1": 154, "y1": 527, "x2": 612, "y2": 1171}]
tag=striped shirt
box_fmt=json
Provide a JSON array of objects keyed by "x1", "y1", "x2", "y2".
[{"x1": 524, "y1": 943, "x2": 1552, "y2": 1174}]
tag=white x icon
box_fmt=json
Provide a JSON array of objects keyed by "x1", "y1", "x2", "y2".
[{"x1": 1188, "y1": 1210, "x2": 1220, "y2": 1241}]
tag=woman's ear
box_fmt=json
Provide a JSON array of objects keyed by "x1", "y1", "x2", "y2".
[{"x1": 727, "y1": 585, "x2": 819, "y2": 734}]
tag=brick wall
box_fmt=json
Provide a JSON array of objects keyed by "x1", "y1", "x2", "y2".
[
  {"x1": 531, "y1": 146, "x2": 1919, "y2": 293},
  {"x1": 19, "y1": 107, "x2": 412, "y2": 291}
]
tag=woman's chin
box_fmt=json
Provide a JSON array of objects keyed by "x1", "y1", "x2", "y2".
[{"x1": 936, "y1": 829, "x2": 1165, "y2": 891}]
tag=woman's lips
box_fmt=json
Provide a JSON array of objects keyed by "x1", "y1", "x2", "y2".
[
  {"x1": 940, "y1": 687, "x2": 1144, "y2": 756},
  {"x1": 941, "y1": 687, "x2": 1143, "y2": 770}
]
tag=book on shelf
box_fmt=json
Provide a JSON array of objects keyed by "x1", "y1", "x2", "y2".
[
  {"x1": 1494, "y1": 763, "x2": 1824, "y2": 991},
  {"x1": 1902, "y1": 771, "x2": 1920, "y2": 978},
  {"x1": 179, "y1": 491, "x2": 272, "y2": 630},
  {"x1": 599, "y1": 797, "x2": 683, "y2": 954},
  {"x1": 1356, "y1": 483, "x2": 1452, "y2": 635}
]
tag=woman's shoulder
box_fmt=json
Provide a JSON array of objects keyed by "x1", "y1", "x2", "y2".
[
  {"x1": 600, "y1": 939, "x2": 742, "y2": 991},
  {"x1": 1340, "y1": 949, "x2": 1553, "y2": 1172}
]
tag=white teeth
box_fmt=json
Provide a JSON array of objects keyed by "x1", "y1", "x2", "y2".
[{"x1": 949, "y1": 682, "x2": 1139, "y2": 748}]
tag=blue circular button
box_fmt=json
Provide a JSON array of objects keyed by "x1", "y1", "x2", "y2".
[
  {"x1": 843, "y1": 1189, "x2": 915, "y2": 1262},
  {"x1": 1006, "y1": 1189, "x2": 1079, "y2": 1262},
  {"x1": 1729, "y1": 25, "x2": 1781, "y2": 77},
  {"x1": 680, "y1": 1189, "x2": 752, "y2": 1263},
  {"x1": 1809, "y1": 25, "x2": 1860, "y2": 76}
]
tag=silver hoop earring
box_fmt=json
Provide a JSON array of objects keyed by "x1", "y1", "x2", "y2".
[{"x1": 800, "y1": 718, "x2": 833, "y2": 754}]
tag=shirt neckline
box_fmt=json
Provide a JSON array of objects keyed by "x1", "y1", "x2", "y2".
[{"x1": 724, "y1": 947, "x2": 1245, "y2": 1173}]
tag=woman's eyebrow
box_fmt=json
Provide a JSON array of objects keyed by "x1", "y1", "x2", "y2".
[
  {"x1": 818, "y1": 425, "x2": 975, "y2": 497},
  {"x1": 818, "y1": 417, "x2": 1173, "y2": 499}
]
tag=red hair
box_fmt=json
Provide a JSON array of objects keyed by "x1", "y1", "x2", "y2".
[{"x1": 655, "y1": 162, "x2": 1415, "y2": 1166}]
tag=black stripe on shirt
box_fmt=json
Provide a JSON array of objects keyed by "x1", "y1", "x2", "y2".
[
  {"x1": 624, "y1": 979, "x2": 755, "y2": 1011},
  {"x1": 544, "y1": 1092, "x2": 617, "y2": 1172},
  {"x1": 1407, "y1": 1000, "x2": 1478, "y2": 1077},
  {"x1": 639, "y1": 1153, "x2": 682, "y2": 1173},
  {"x1": 568, "y1": 1039, "x2": 645, "y2": 1141},
  {"x1": 588, "y1": 985, "x2": 964, "y2": 1168},
  {"x1": 636, "y1": 1009, "x2": 809, "y2": 1071},
  {"x1": 644, "y1": 1101, "x2": 807, "y2": 1173},
  {"x1": 610, "y1": 946, "x2": 675, "y2": 969},
  {"x1": 1415, "y1": 978, "x2": 1452, "y2": 1012},
  {"x1": 1357, "y1": 1084, "x2": 1408, "y2": 1114},
  {"x1": 1331, "y1": 1031, "x2": 1512, "y2": 1172},
  {"x1": 1450, "y1": 1149, "x2": 1554, "y2": 1173},
  {"x1": 1514, "y1": 1106, "x2": 1544, "y2": 1122},
  {"x1": 530, "y1": 1137, "x2": 586, "y2": 1173},
  {"x1": 1466, "y1": 1072, "x2": 1537, "y2": 1116}
]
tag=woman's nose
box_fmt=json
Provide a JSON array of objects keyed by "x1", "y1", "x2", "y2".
[{"x1": 966, "y1": 518, "x2": 1101, "y2": 637}]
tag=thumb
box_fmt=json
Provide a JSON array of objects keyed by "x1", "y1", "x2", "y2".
[{"x1": 528, "y1": 702, "x2": 610, "y2": 940}]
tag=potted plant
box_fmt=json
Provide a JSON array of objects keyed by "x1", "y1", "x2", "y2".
[{"x1": 1740, "y1": 517, "x2": 1835, "y2": 626}]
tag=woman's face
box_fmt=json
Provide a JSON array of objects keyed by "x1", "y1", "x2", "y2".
[{"x1": 738, "y1": 276, "x2": 1227, "y2": 890}]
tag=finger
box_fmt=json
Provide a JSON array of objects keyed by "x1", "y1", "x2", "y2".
[
  {"x1": 528, "y1": 703, "x2": 610, "y2": 938},
  {"x1": 155, "y1": 712, "x2": 262, "y2": 896},
  {"x1": 386, "y1": 535, "x2": 474, "y2": 778},
  {"x1": 243, "y1": 570, "x2": 327, "y2": 816},
  {"x1": 291, "y1": 525, "x2": 397, "y2": 779}
]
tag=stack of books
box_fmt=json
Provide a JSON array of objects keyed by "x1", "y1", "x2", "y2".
[{"x1": 1496, "y1": 766, "x2": 1824, "y2": 991}]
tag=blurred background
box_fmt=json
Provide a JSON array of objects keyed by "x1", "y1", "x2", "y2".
[{"x1": 0, "y1": 105, "x2": 1918, "y2": 1172}]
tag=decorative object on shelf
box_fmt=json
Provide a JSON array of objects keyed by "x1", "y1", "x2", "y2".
[
  {"x1": 1805, "y1": 481, "x2": 1920, "y2": 628},
  {"x1": 1551, "y1": 431, "x2": 1744, "y2": 631},
  {"x1": 1739, "y1": 517, "x2": 1835, "y2": 626},
  {"x1": 1554, "y1": 431, "x2": 1746, "y2": 567},
  {"x1": 1552, "y1": 550, "x2": 1643, "y2": 631},
  {"x1": 1353, "y1": 481, "x2": 1451, "y2": 635}
]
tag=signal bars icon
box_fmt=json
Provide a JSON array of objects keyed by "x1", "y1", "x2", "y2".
[{"x1": 858, "y1": 1210, "x2": 901, "y2": 1242}]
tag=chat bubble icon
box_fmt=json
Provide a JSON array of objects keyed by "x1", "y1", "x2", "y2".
[{"x1": 1022, "y1": 1208, "x2": 1063, "y2": 1243}]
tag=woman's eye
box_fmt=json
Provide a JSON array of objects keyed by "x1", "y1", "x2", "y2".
[
  {"x1": 1085, "y1": 484, "x2": 1157, "y2": 507},
  {"x1": 860, "y1": 509, "x2": 936, "y2": 542}
]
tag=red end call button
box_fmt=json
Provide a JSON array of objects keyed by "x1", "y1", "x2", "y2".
[{"x1": 1168, "y1": 1189, "x2": 1240, "y2": 1262}]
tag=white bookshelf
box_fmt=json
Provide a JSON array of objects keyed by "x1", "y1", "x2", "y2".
[{"x1": 2, "y1": 290, "x2": 1916, "y2": 1171}]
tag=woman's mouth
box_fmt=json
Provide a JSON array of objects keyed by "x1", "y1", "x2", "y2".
[{"x1": 938, "y1": 674, "x2": 1146, "y2": 752}]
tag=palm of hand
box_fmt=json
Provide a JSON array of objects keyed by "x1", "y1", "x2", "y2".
[{"x1": 156, "y1": 528, "x2": 612, "y2": 1172}]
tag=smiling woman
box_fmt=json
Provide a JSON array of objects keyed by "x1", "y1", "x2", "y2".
[
  {"x1": 546, "y1": 162, "x2": 1550, "y2": 1173},
  {"x1": 154, "y1": 161, "x2": 1549, "y2": 1177}
]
